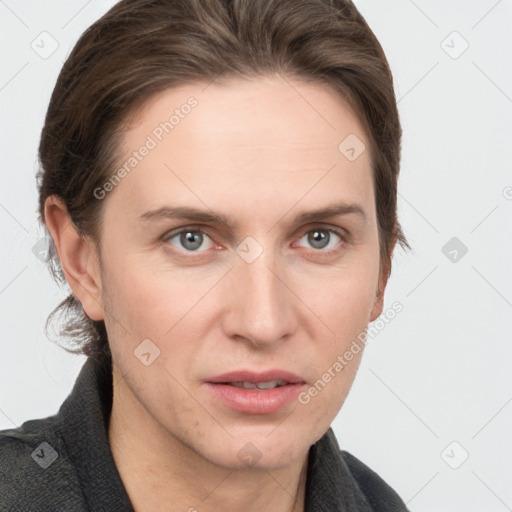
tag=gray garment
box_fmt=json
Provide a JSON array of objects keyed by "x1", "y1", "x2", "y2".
[{"x1": 0, "y1": 351, "x2": 409, "y2": 511}]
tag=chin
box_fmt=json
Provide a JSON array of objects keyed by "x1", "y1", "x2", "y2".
[{"x1": 198, "y1": 430, "x2": 307, "y2": 472}]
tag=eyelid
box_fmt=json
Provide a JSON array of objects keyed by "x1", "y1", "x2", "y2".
[{"x1": 298, "y1": 223, "x2": 349, "y2": 239}]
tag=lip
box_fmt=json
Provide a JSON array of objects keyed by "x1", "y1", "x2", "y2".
[
  {"x1": 207, "y1": 369, "x2": 306, "y2": 385},
  {"x1": 205, "y1": 369, "x2": 306, "y2": 415}
]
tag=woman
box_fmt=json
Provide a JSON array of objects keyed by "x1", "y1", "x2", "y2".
[{"x1": 0, "y1": 0, "x2": 411, "y2": 510}]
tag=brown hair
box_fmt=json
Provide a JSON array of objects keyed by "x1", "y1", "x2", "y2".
[{"x1": 37, "y1": 0, "x2": 410, "y2": 358}]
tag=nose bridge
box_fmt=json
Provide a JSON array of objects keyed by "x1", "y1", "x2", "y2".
[{"x1": 227, "y1": 240, "x2": 294, "y2": 346}]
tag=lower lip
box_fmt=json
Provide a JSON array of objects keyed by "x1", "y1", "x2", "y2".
[{"x1": 205, "y1": 382, "x2": 306, "y2": 415}]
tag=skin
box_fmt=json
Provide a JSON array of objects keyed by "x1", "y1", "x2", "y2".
[{"x1": 45, "y1": 74, "x2": 396, "y2": 512}]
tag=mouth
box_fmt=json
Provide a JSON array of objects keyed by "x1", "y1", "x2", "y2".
[
  {"x1": 226, "y1": 380, "x2": 289, "y2": 390},
  {"x1": 205, "y1": 370, "x2": 306, "y2": 414},
  {"x1": 207, "y1": 369, "x2": 306, "y2": 386}
]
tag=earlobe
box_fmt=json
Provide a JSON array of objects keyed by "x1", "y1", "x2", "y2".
[
  {"x1": 43, "y1": 195, "x2": 105, "y2": 321},
  {"x1": 369, "y1": 288, "x2": 385, "y2": 323},
  {"x1": 369, "y1": 235, "x2": 397, "y2": 323}
]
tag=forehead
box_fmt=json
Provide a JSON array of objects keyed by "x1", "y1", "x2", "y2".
[
  {"x1": 109, "y1": 75, "x2": 374, "y2": 218},
  {"x1": 125, "y1": 74, "x2": 368, "y2": 152}
]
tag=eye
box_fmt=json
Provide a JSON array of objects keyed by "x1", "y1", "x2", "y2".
[
  {"x1": 164, "y1": 228, "x2": 215, "y2": 252},
  {"x1": 297, "y1": 227, "x2": 344, "y2": 252}
]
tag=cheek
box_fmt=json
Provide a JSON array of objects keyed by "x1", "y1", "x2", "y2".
[
  {"x1": 299, "y1": 346, "x2": 364, "y2": 439},
  {"x1": 308, "y1": 263, "x2": 379, "y2": 337},
  {"x1": 102, "y1": 252, "x2": 185, "y2": 330},
  {"x1": 300, "y1": 260, "x2": 377, "y2": 405},
  {"x1": 102, "y1": 258, "x2": 218, "y2": 376}
]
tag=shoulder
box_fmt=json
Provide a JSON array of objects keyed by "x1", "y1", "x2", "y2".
[
  {"x1": 340, "y1": 449, "x2": 410, "y2": 511},
  {"x1": 0, "y1": 417, "x2": 86, "y2": 512}
]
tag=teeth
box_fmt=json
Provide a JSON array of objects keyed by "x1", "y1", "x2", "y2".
[{"x1": 230, "y1": 380, "x2": 287, "y2": 390}]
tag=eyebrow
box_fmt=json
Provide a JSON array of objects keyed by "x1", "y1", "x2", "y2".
[{"x1": 137, "y1": 201, "x2": 367, "y2": 229}]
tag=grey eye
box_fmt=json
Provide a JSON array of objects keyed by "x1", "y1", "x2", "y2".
[
  {"x1": 299, "y1": 229, "x2": 341, "y2": 250},
  {"x1": 168, "y1": 230, "x2": 214, "y2": 252}
]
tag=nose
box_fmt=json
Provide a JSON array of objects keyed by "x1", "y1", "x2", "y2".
[{"x1": 222, "y1": 243, "x2": 297, "y2": 349}]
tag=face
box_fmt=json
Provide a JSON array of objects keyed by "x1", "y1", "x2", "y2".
[{"x1": 85, "y1": 74, "x2": 389, "y2": 471}]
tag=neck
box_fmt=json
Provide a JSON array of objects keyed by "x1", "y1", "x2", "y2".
[{"x1": 107, "y1": 369, "x2": 308, "y2": 512}]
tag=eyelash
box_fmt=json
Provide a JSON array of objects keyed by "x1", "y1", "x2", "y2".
[{"x1": 161, "y1": 225, "x2": 349, "y2": 257}]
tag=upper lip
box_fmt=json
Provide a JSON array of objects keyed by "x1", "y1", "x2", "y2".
[{"x1": 207, "y1": 369, "x2": 305, "y2": 384}]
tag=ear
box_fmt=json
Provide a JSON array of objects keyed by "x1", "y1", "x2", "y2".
[
  {"x1": 44, "y1": 195, "x2": 105, "y2": 321},
  {"x1": 369, "y1": 235, "x2": 398, "y2": 322}
]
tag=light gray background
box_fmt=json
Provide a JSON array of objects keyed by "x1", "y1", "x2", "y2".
[{"x1": 1, "y1": 1, "x2": 511, "y2": 510}]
